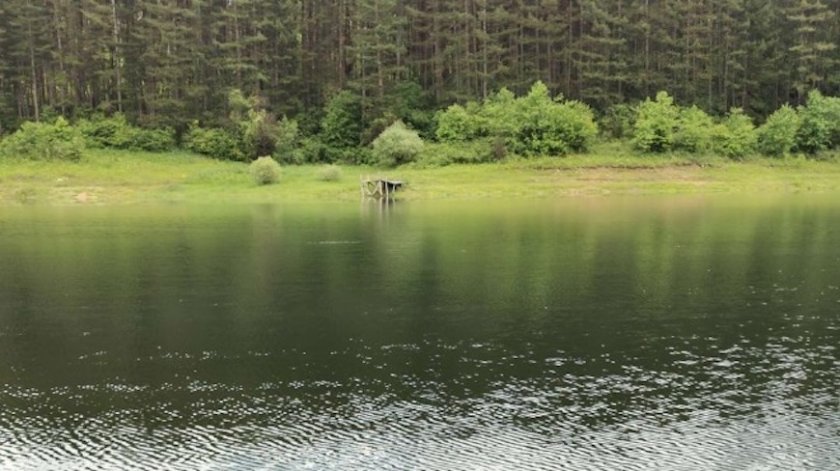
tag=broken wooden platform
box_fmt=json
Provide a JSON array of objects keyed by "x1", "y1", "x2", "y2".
[{"x1": 360, "y1": 177, "x2": 403, "y2": 199}]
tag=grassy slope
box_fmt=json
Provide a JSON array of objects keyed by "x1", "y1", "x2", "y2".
[{"x1": 2, "y1": 146, "x2": 840, "y2": 205}]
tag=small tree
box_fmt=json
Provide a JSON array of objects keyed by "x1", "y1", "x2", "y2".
[
  {"x1": 757, "y1": 105, "x2": 800, "y2": 156},
  {"x1": 714, "y1": 108, "x2": 757, "y2": 159},
  {"x1": 434, "y1": 103, "x2": 484, "y2": 142},
  {"x1": 322, "y1": 91, "x2": 363, "y2": 149},
  {"x1": 632, "y1": 91, "x2": 679, "y2": 152},
  {"x1": 674, "y1": 106, "x2": 715, "y2": 153},
  {"x1": 372, "y1": 121, "x2": 424, "y2": 167},
  {"x1": 796, "y1": 91, "x2": 840, "y2": 154}
]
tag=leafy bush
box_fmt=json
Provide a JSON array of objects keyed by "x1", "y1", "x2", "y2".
[
  {"x1": 241, "y1": 109, "x2": 278, "y2": 158},
  {"x1": 77, "y1": 114, "x2": 175, "y2": 151},
  {"x1": 273, "y1": 116, "x2": 301, "y2": 163},
  {"x1": 384, "y1": 81, "x2": 436, "y2": 138},
  {"x1": 417, "y1": 139, "x2": 499, "y2": 167},
  {"x1": 795, "y1": 91, "x2": 840, "y2": 154},
  {"x1": 322, "y1": 91, "x2": 363, "y2": 149},
  {"x1": 632, "y1": 91, "x2": 679, "y2": 152},
  {"x1": 249, "y1": 156, "x2": 281, "y2": 185},
  {"x1": 372, "y1": 121, "x2": 425, "y2": 167},
  {"x1": 127, "y1": 127, "x2": 176, "y2": 152},
  {"x1": 757, "y1": 105, "x2": 800, "y2": 156},
  {"x1": 435, "y1": 103, "x2": 484, "y2": 142},
  {"x1": 317, "y1": 164, "x2": 342, "y2": 181},
  {"x1": 713, "y1": 108, "x2": 757, "y2": 159},
  {"x1": 0, "y1": 117, "x2": 84, "y2": 161},
  {"x1": 184, "y1": 124, "x2": 245, "y2": 161},
  {"x1": 674, "y1": 106, "x2": 715, "y2": 153},
  {"x1": 480, "y1": 87, "x2": 520, "y2": 138},
  {"x1": 435, "y1": 82, "x2": 597, "y2": 156},
  {"x1": 600, "y1": 103, "x2": 637, "y2": 139}
]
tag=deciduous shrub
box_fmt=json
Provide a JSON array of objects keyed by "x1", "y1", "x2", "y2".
[
  {"x1": 506, "y1": 82, "x2": 597, "y2": 156},
  {"x1": 0, "y1": 117, "x2": 84, "y2": 161},
  {"x1": 417, "y1": 139, "x2": 498, "y2": 167},
  {"x1": 249, "y1": 156, "x2": 281, "y2": 185},
  {"x1": 322, "y1": 91, "x2": 363, "y2": 149},
  {"x1": 757, "y1": 105, "x2": 800, "y2": 156},
  {"x1": 632, "y1": 91, "x2": 679, "y2": 152},
  {"x1": 273, "y1": 116, "x2": 301, "y2": 163},
  {"x1": 713, "y1": 108, "x2": 757, "y2": 159},
  {"x1": 77, "y1": 114, "x2": 175, "y2": 151},
  {"x1": 674, "y1": 106, "x2": 715, "y2": 153},
  {"x1": 795, "y1": 91, "x2": 840, "y2": 154},
  {"x1": 372, "y1": 121, "x2": 424, "y2": 167},
  {"x1": 241, "y1": 109, "x2": 278, "y2": 158},
  {"x1": 184, "y1": 124, "x2": 245, "y2": 161},
  {"x1": 434, "y1": 82, "x2": 597, "y2": 156},
  {"x1": 435, "y1": 103, "x2": 484, "y2": 142},
  {"x1": 600, "y1": 104, "x2": 637, "y2": 139}
]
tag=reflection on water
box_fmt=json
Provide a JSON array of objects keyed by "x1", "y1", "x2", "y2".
[{"x1": 0, "y1": 196, "x2": 838, "y2": 470}]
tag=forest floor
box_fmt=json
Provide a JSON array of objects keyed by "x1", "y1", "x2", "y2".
[{"x1": 2, "y1": 147, "x2": 840, "y2": 205}]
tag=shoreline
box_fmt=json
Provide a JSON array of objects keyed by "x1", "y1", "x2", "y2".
[{"x1": 2, "y1": 149, "x2": 840, "y2": 206}]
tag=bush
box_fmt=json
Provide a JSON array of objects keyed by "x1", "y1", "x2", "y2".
[
  {"x1": 0, "y1": 117, "x2": 84, "y2": 161},
  {"x1": 317, "y1": 164, "x2": 342, "y2": 181},
  {"x1": 600, "y1": 103, "x2": 637, "y2": 139},
  {"x1": 76, "y1": 114, "x2": 175, "y2": 151},
  {"x1": 322, "y1": 91, "x2": 363, "y2": 149},
  {"x1": 273, "y1": 116, "x2": 301, "y2": 163},
  {"x1": 674, "y1": 106, "x2": 715, "y2": 153},
  {"x1": 435, "y1": 103, "x2": 484, "y2": 142},
  {"x1": 795, "y1": 91, "x2": 840, "y2": 154},
  {"x1": 713, "y1": 108, "x2": 757, "y2": 159},
  {"x1": 241, "y1": 109, "x2": 278, "y2": 158},
  {"x1": 372, "y1": 121, "x2": 425, "y2": 167},
  {"x1": 435, "y1": 82, "x2": 597, "y2": 156},
  {"x1": 417, "y1": 139, "x2": 499, "y2": 167},
  {"x1": 632, "y1": 91, "x2": 679, "y2": 152},
  {"x1": 757, "y1": 105, "x2": 800, "y2": 156},
  {"x1": 249, "y1": 156, "x2": 281, "y2": 185},
  {"x1": 184, "y1": 124, "x2": 245, "y2": 161}
]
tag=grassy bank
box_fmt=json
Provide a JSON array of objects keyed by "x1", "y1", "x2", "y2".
[{"x1": 2, "y1": 146, "x2": 840, "y2": 205}]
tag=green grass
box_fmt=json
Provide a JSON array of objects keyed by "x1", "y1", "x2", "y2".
[{"x1": 2, "y1": 145, "x2": 840, "y2": 205}]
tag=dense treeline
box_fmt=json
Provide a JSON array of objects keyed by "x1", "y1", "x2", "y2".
[{"x1": 1, "y1": 0, "x2": 839, "y2": 135}]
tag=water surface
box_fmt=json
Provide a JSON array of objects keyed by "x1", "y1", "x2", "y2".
[{"x1": 0, "y1": 196, "x2": 838, "y2": 470}]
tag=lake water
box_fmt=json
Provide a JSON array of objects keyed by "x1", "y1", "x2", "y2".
[{"x1": 0, "y1": 196, "x2": 838, "y2": 470}]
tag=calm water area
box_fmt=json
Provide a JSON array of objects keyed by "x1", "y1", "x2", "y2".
[{"x1": 0, "y1": 196, "x2": 838, "y2": 470}]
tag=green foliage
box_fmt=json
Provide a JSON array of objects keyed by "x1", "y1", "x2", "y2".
[
  {"x1": 77, "y1": 114, "x2": 175, "y2": 152},
  {"x1": 417, "y1": 139, "x2": 501, "y2": 167},
  {"x1": 600, "y1": 104, "x2": 637, "y2": 139},
  {"x1": 317, "y1": 164, "x2": 342, "y2": 182},
  {"x1": 240, "y1": 109, "x2": 278, "y2": 158},
  {"x1": 434, "y1": 82, "x2": 597, "y2": 156},
  {"x1": 480, "y1": 88, "x2": 520, "y2": 138},
  {"x1": 674, "y1": 106, "x2": 715, "y2": 153},
  {"x1": 372, "y1": 121, "x2": 425, "y2": 167},
  {"x1": 435, "y1": 103, "x2": 484, "y2": 142},
  {"x1": 795, "y1": 91, "x2": 840, "y2": 154},
  {"x1": 713, "y1": 108, "x2": 757, "y2": 159},
  {"x1": 757, "y1": 105, "x2": 801, "y2": 156},
  {"x1": 387, "y1": 81, "x2": 436, "y2": 137},
  {"x1": 0, "y1": 117, "x2": 84, "y2": 161},
  {"x1": 632, "y1": 92, "x2": 679, "y2": 152},
  {"x1": 249, "y1": 156, "x2": 281, "y2": 185},
  {"x1": 322, "y1": 91, "x2": 363, "y2": 149},
  {"x1": 273, "y1": 117, "x2": 300, "y2": 163},
  {"x1": 184, "y1": 124, "x2": 245, "y2": 161}
]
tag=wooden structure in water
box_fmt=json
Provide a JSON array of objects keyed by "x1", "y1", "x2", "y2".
[{"x1": 360, "y1": 176, "x2": 403, "y2": 199}]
